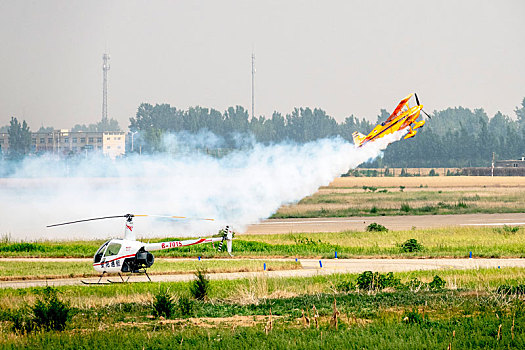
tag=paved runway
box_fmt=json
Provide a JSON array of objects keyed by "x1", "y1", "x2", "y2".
[
  {"x1": 2, "y1": 257, "x2": 524, "y2": 289},
  {"x1": 244, "y1": 213, "x2": 525, "y2": 234}
]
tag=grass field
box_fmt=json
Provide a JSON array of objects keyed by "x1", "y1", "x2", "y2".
[
  {"x1": 2, "y1": 226, "x2": 525, "y2": 259},
  {"x1": 273, "y1": 176, "x2": 525, "y2": 218},
  {"x1": 2, "y1": 268, "x2": 525, "y2": 349}
]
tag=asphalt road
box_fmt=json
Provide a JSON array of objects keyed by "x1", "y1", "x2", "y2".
[
  {"x1": 2, "y1": 257, "x2": 524, "y2": 289},
  {"x1": 244, "y1": 213, "x2": 525, "y2": 234}
]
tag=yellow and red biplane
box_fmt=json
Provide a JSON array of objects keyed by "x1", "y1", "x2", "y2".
[{"x1": 352, "y1": 93, "x2": 431, "y2": 147}]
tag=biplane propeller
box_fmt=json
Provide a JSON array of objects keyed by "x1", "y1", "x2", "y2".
[
  {"x1": 47, "y1": 214, "x2": 233, "y2": 284},
  {"x1": 352, "y1": 92, "x2": 432, "y2": 147}
]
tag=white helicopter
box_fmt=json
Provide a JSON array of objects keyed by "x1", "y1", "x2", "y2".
[{"x1": 47, "y1": 213, "x2": 233, "y2": 284}]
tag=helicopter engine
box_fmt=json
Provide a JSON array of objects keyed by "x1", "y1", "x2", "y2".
[{"x1": 122, "y1": 247, "x2": 155, "y2": 273}]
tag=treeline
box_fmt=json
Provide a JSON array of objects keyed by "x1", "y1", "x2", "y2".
[{"x1": 130, "y1": 99, "x2": 525, "y2": 167}]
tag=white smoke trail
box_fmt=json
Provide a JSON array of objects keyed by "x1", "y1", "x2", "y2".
[{"x1": 0, "y1": 131, "x2": 405, "y2": 240}]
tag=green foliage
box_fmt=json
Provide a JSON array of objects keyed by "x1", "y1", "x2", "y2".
[
  {"x1": 428, "y1": 169, "x2": 438, "y2": 176},
  {"x1": 369, "y1": 206, "x2": 378, "y2": 214},
  {"x1": 24, "y1": 287, "x2": 70, "y2": 332},
  {"x1": 402, "y1": 308, "x2": 428, "y2": 324},
  {"x1": 0, "y1": 242, "x2": 46, "y2": 252},
  {"x1": 178, "y1": 295, "x2": 195, "y2": 317},
  {"x1": 494, "y1": 225, "x2": 521, "y2": 234},
  {"x1": 7, "y1": 117, "x2": 31, "y2": 160},
  {"x1": 399, "y1": 186, "x2": 405, "y2": 192},
  {"x1": 362, "y1": 186, "x2": 377, "y2": 192},
  {"x1": 152, "y1": 289, "x2": 175, "y2": 318},
  {"x1": 6, "y1": 307, "x2": 35, "y2": 334},
  {"x1": 400, "y1": 203, "x2": 411, "y2": 212},
  {"x1": 428, "y1": 275, "x2": 446, "y2": 290},
  {"x1": 190, "y1": 269, "x2": 210, "y2": 300},
  {"x1": 356, "y1": 271, "x2": 401, "y2": 291},
  {"x1": 366, "y1": 223, "x2": 388, "y2": 232},
  {"x1": 400, "y1": 239, "x2": 423, "y2": 253}
]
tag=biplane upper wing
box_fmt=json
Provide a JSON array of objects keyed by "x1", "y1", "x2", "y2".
[{"x1": 384, "y1": 93, "x2": 414, "y2": 123}]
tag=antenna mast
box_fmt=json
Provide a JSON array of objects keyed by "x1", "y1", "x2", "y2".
[
  {"x1": 251, "y1": 52, "x2": 255, "y2": 119},
  {"x1": 102, "y1": 53, "x2": 110, "y2": 123}
]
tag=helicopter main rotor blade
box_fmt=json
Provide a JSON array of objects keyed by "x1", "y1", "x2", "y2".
[
  {"x1": 134, "y1": 214, "x2": 214, "y2": 221},
  {"x1": 46, "y1": 215, "x2": 127, "y2": 228}
]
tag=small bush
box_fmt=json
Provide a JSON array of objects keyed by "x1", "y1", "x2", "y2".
[
  {"x1": 400, "y1": 239, "x2": 423, "y2": 253},
  {"x1": 495, "y1": 225, "x2": 521, "y2": 234},
  {"x1": 428, "y1": 169, "x2": 438, "y2": 176},
  {"x1": 152, "y1": 289, "x2": 175, "y2": 318},
  {"x1": 370, "y1": 206, "x2": 378, "y2": 214},
  {"x1": 190, "y1": 269, "x2": 210, "y2": 301},
  {"x1": 356, "y1": 271, "x2": 401, "y2": 291},
  {"x1": 455, "y1": 201, "x2": 468, "y2": 209},
  {"x1": 400, "y1": 203, "x2": 411, "y2": 212},
  {"x1": 428, "y1": 275, "x2": 446, "y2": 290},
  {"x1": 32, "y1": 287, "x2": 70, "y2": 331},
  {"x1": 366, "y1": 223, "x2": 388, "y2": 232},
  {"x1": 399, "y1": 186, "x2": 405, "y2": 192},
  {"x1": 377, "y1": 189, "x2": 388, "y2": 193},
  {"x1": 178, "y1": 295, "x2": 195, "y2": 317},
  {"x1": 406, "y1": 278, "x2": 426, "y2": 291},
  {"x1": 402, "y1": 309, "x2": 427, "y2": 324},
  {"x1": 7, "y1": 308, "x2": 34, "y2": 334}
]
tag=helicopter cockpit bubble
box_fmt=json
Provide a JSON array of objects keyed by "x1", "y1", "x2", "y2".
[
  {"x1": 94, "y1": 240, "x2": 110, "y2": 263},
  {"x1": 104, "y1": 242, "x2": 122, "y2": 257}
]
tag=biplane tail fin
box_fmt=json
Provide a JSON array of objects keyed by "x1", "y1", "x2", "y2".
[{"x1": 352, "y1": 131, "x2": 366, "y2": 147}]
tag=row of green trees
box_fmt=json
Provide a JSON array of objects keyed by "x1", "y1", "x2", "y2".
[
  {"x1": 2, "y1": 98, "x2": 524, "y2": 167},
  {"x1": 130, "y1": 99, "x2": 525, "y2": 167}
]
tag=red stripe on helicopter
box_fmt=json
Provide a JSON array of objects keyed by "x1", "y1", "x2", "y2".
[
  {"x1": 93, "y1": 253, "x2": 136, "y2": 267},
  {"x1": 180, "y1": 238, "x2": 208, "y2": 247}
]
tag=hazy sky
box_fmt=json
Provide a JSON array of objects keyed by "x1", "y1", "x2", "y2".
[{"x1": 0, "y1": 0, "x2": 524, "y2": 131}]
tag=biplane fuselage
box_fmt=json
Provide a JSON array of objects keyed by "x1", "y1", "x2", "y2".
[{"x1": 352, "y1": 93, "x2": 426, "y2": 147}]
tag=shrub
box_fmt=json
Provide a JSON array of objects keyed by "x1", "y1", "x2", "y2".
[
  {"x1": 400, "y1": 203, "x2": 411, "y2": 212},
  {"x1": 399, "y1": 186, "x2": 405, "y2": 192},
  {"x1": 497, "y1": 225, "x2": 521, "y2": 234},
  {"x1": 152, "y1": 289, "x2": 175, "y2": 318},
  {"x1": 406, "y1": 278, "x2": 426, "y2": 291},
  {"x1": 428, "y1": 275, "x2": 446, "y2": 290},
  {"x1": 366, "y1": 223, "x2": 388, "y2": 232},
  {"x1": 32, "y1": 287, "x2": 70, "y2": 331},
  {"x1": 190, "y1": 269, "x2": 210, "y2": 301},
  {"x1": 455, "y1": 201, "x2": 468, "y2": 209},
  {"x1": 428, "y1": 169, "x2": 438, "y2": 176},
  {"x1": 370, "y1": 206, "x2": 378, "y2": 214},
  {"x1": 402, "y1": 309, "x2": 427, "y2": 324},
  {"x1": 7, "y1": 308, "x2": 34, "y2": 334},
  {"x1": 356, "y1": 271, "x2": 400, "y2": 291},
  {"x1": 400, "y1": 239, "x2": 423, "y2": 253},
  {"x1": 178, "y1": 295, "x2": 195, "y2": 317}
]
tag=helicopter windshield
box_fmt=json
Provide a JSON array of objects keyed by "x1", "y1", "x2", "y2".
[
  {"x1": 94, "y1": 241, "x2": 110, "y2": 263},
  {"x1": 104, "y1": 242, "x2": 122, "y2": 257}
]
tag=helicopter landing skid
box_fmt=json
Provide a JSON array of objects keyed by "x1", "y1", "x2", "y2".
[
  {"x1": 81, "y1": 272, "x2": 111, "y2": 285},
  {"x1": 107, "y1": 270, "x2": 152, "y2": 284}
]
